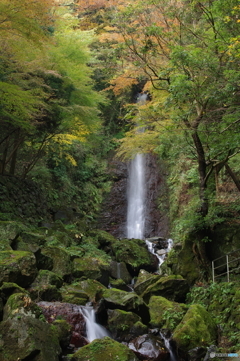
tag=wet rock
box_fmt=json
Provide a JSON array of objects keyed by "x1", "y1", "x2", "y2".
[
  {"x1": 0, "y1": 250, "x2": 37, "y2": 287},
  {"x1": 128, "y1": 334, "x2": 169, "y2": 361},
  {"x1": 188, "y1": 346, "x2": 208, "y2": 361},
  {"x1": 173, "y1": 304, "x2": 217, "y2": 351},
  {"x1": 0, "y1": 315, "x2": 61, "y2": 361},
  {"x1": 142, "y1": 275, "x2": 189, "y2": 303},
  {"x1": 100, "y1": 288, "x2": 150, "y2": 324},
  {"x1": 107, "y1": 308, "x2": 147, "y2": 342},
  {"x1": 70, "y1": 336, "x2": 139, "y2": 361},
  {"x1": 38, "y1": 301, "x2": 88, "y2": 349}
]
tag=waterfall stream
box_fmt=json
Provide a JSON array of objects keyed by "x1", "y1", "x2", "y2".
[{"x1": 81, "y1": 306, "x2": 109, "y2": 342}]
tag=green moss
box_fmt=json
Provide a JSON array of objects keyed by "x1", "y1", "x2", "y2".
[
  {"x1": 149, "y1": 295, "x2": 188, "y2": 330},
  {"x1": 70, "y1": 337, "x2": 138, "y2": 361},
  {"x1": 173, "y1": 304, "x2": 217, "y2": 351},
  {"x1": 76, "y1": 279, "x2": 107, "y2": 301}
]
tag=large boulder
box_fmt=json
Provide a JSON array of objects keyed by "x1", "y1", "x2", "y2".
[
  {"x1": 110, "y1": 261, "x2": 132, "y2": 284},
  {"x1": 70, "y1": 337, "x2": 139, "y2": 361},
  {"x1": 0, "y1": 221, "x2": 26, "y2": 251},
  {"x1": 134, "y1": 270, "x2": 159, "y2": 296},
  {"x1": 107, "y1": 309, "x2": 147, "y2": 342},
  {"x1": 141, "y1": 275, "x2": 189, "y2": 303},
  {"x1": 173, "y1": 304, "x2": 217, "y2": 351},
  {"x1": 60, "y1": 283, "x2": 89, "y2": 305},
  {"x1": 110, "y1": 238, "x2": 156, "y2": 274},
  {"x1": 12, "y1": 231, "x2": 46, "y2": 253},
  {"x1": 36, "y1": 246, "x2": 72, "y2": 279},
  {"x1": 0, "y1": 251, "x2": 37, "y2": 287},
  {"x1": 0, "y1": 315, "x2": 61, "y2": 361},
  {"x1": 76, "y1": 279, "x2": 107, "y2": 302},
  {"x1": 73, "y1": 256, "x2": 110, "y2": 286},
  {"x1": 29, "y1": 270, "x2": 63, "y2": 301},
  {"x1": 148, "y1": 295, "x2": 188, "y2": 330},
  {"x1": 3, "y1": 293, "x2": 43, "y2": 320},
  {"x1": 100, "y1": 288, "x2": 150, "y2": 324}
]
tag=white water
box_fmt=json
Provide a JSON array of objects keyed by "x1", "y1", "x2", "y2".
[
  {"x1": 80, "y1": 306, "x2": 109, "y2": 342},
  {"x1": 145, "y1": 238, "x2": 173, "y2": 269},
  {"x1": 127, "y1": 153, "x2": 146, "y2": 239},
  {"x1": 160, "y1": 332, "x2": 178, "y2": 361}
]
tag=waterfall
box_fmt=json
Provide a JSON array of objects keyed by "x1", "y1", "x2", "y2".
[
  {"x1": 81, "y1": 306, "x2": 109, "y2": 342},
  {"x1": 127, "y1": 92, "x2": 147, "y2": 240},
  {"x1": 127, "y1": 153, "x2": 146, "y2": 239}
]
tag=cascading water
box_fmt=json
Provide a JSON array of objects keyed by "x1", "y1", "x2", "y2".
[
  {"x1": 127, "y1": 153, "x2": 146, "y2": 239},
  {"x1": 81, "y1": 306, "x2": 110, "y2": 342},
  {"x1": 127, "y1": 93, "x2": 147, "y2": 240},
  {"x1": 146, "y1": 237, "x2": 173, "y2": 271}
]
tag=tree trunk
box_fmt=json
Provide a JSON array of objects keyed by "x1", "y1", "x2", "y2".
[
  {"x1": 225, "y1": 163, "x2": 240, "y2": 192},
  {"x1": 192, "y1": 131, "x2": 208, "y2": 216}
]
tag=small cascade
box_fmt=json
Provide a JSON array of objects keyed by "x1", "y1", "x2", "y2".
[
  {"x1": 160, "y1": 332, "x2": 178, "y2": 361},
  {"x1": 80, "y1": 306, "x2": 110, "y2": 342},
  {"x1": 145, "y1": 237, "x2": 173, "y2": 271}
]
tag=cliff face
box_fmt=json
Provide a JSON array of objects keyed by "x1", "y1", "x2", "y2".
[{"x1": 98, "y1": 155, "x2": 169, "y2": 239}]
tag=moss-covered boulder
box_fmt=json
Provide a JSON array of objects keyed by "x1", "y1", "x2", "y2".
[
  {"x1": 108, "y1": 278, "x2": 129, "y2": 291},
  {"x1": 60, "y1": 284, "x2": 89, "y2": 305},
  {"x1": 13, "y1": 231, "x2": 46, "y2": 253},
  {"x1": 0, "y1": 251, "x2": 37, "y2": 287},
  {"x1": 3, "y1": 293, "x2": 43, "y2": 320},
  {"x1": 107, "y1": 309, "x2": 148, "y2": 342},
  {"x1": 148, "y1": 295, "x2": 188, "y2": 330},
  {"x1": 134, "y1": 269, "x2": 159, "y2": 296},
  {"x1": 0, "y1": 221, "x2": 27, "y2": 251},
  {"x1": 37, "y1": 246, "x2": 72, "y2": 279},
  {"x1": 76, "y1": 279, "x2": 107, "y2": 302},
  {"x1": 0, "y1": 315, "x2": 61, "y2": 361},
  {"x1": 101, "y1": 288, "x2": 149, "y2": 324},
  {"x1": 73, "y1": 256, "x2": 110, "y2": 286},
  {"x1": 110, "y1": 238, "x2": 156, "y2": 274},
  {"x1": 110, "y1": 261, "x2": 132, "y2": 284},
  {"x1": 173, "y1": 304, "x2": 217, "y2": 351},
  {"x1": 70, "y1": 337, "x2": 139, "y2": 361},
  {"x1": 142, "y1": 275, "x2": 189, "y2": 303},
  {"x1": 0, "y1": 282, "x2": 27, "y2": 303},
  {"x1": 29, "y1": 270, "x2": 63, "y2": 302}
]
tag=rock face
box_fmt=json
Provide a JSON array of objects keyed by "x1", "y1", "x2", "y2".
[
  {"x1": 128, "y1": 334, "x2": 169, "y2": 361},
  {"x1": 98, "y1": 156, "x2": 169, "y2": 239}
]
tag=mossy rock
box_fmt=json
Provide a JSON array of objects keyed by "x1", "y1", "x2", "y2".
[
  {"x1": 171, "y1": 238, "x2": 201, "y2": 285},
  {"x1": 3, "y1": 292, "x2": 43, "y2": 320},
  {"x1": 108, "y1": 278, "x2": 129, "y2": 291},
  {"x1": 0, "y1": 315, "x2": 61, "y2": 361},
  {"x1": 60, "y1": 284, "x2": 89, "y2": 305},
  {"x1": 142, "y1": 275, "x2": 189, "y2": 303},
  {"x1": 53, "y1": 319, "x2": 72, "y2": 348},
  {"x1": 87, "y1": 229, "x2": 117, "y2": 245},
  {"x1": 148, "y1": 295, "x2": 188, "y2": 331},
  {"x1": 13, "y1": 231, "x2": 46, "y2": 253},
  {"x1": 38, "y1": 247, "x2": 72, "y2": 279},
  {"x1": 110, "y1": 261, "x2": 132, "y2": 284},
  {"x1": 110, "y1": 238, "x2": 154, "y2": 273},
  {"x1": 0, "y1": 221, "x2": 27, "y2": 242},
  {"x1": 101, "y1": 288, "x2": 150, "y2": 324},
  {"x1": 0, "y1": 250, "x2": 37, "y2": 287},
  {"x1": 31, "y1": 269, "x2": 63, "y2": 288},
  {"x1": 134, "y1": 270, "x2": 159, "y2": 296},
  {"x1": 0, "y1": 282, "x2": 27, "y2": 303},
  {"x1": 77, "y1": 279, "x2": 107, "y2": 302},
  {"x1": 107, "y1": 309, "x2": 147, "y2": 342},
  {"x1": 73, "y1": 257, "x2": 110, "y2": 286},
  {"x1": 70, "y1": 336, "x2": 139, "y2": 361},
  {"x1": 173, "y1": 304, "x2": 217, "y2": 351}
]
